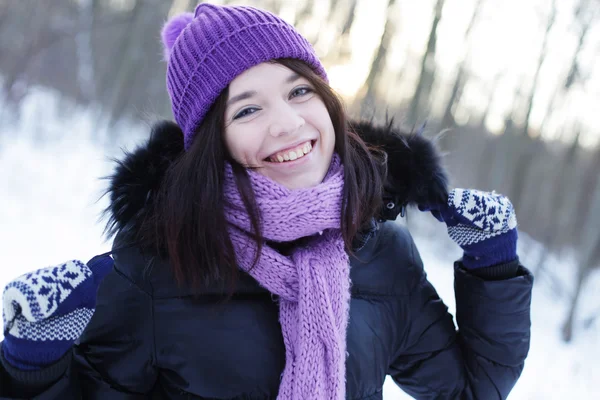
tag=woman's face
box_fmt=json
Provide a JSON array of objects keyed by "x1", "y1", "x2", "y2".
[{"x1": 224, "y1": 62, "x2": 335, "y2": 190}]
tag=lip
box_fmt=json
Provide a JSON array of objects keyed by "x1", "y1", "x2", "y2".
[{"x1": 266, "y1": 139, "x2": 316, "y2": 159}]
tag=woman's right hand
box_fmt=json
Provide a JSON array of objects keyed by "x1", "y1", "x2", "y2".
[{"x1": 2, "y1": 255, "x2": 112, "y2": 370}]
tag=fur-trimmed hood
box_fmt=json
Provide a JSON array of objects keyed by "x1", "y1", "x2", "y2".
[{"x1": 104, "y1": 119, "x2": 449, "y2": 241}]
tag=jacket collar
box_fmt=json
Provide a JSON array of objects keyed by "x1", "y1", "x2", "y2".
[{"x1": 352, "y1": 218, "x2": 379, "y2": 252}]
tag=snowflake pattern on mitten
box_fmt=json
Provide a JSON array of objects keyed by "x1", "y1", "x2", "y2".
[
  {"x1": 2, "y1": 256, "x2": 112, "y2": 369},
  {"x1": 447, "y1": 189, "x2": 517, "y2": 247},
  {"x1": 3, "y1": 260, "x2": 92, "y2": 326},
  {"x1": 9, "y1": 308, "x2": 95, "y2": 341}
]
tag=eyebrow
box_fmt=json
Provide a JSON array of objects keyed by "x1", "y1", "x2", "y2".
[
  {"x1": 226, "y1": 90, "x2": 257, "y2": 107},
  {"x1": 286, "y1": 72, "x2": 301, "y2": 83},
  {"x1": 226, "y1": 73, "x2": 303, "y2": 107}
]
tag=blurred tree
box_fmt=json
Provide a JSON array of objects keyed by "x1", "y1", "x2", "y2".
[
  {"x1": 328, "y1": 0, "x2": 340, "y2": 19},
  {"x1": 296, "y1": 0, "x2": 315, "y2": 25},
  {"x1": 509, "y1": 0, "x2": 557, "y2": 214},
  {"x1": 341, "y1": 0, "x2": 358, "y2": 36},
  {"x1": 104, "y1": 0, "x2": 144, "y2": 126},
  {"x1": 478, "y1": 71, "x2": 503, "y2": 129},
  {"x1": 562, "y1": 214, "x2": 600, "y2": 343},
  {"x1": 408, "y1": 0, "x2": 445, "y2": 127},
  {"x1": 75, "y1": 0, "x2": 97, "y2": 103},
  {"x1": 561, "y1": 143, "x2": 600, "y2": 342},
  {"x1": 358, "y1": 0, "x2": 397, "y2": 119},
  {"x1": 573, "y1": 147, "x2": 600, "y2": 246},
  {"x1": 540, "y1": 0, "x2": 598, "y2": 134},
  {"x1": 294, "y1": 0, "x2": 318, "y2": 43},
  {"x1": 438, "y1": 0, "x2": 485, "y2": 154},
  {"x1": 441, "y1": 0, "x2": 485, "y2": 130},
  {"x1": 102, "y1": 0, "x2": 172, "y2": 128},
  {"x1": 1, "y1": 3, "x2": 62, "y2": 105},
  {"x1": 533, "y1": 130, "x2": 580, "y2": 276},
  {"x1": 0, "y1": 1, "x2": 9, "y2": 37},
  {"x1": 523, "y1": 0, "x2": 556, "y2": 137},
  {"x1": 318, "y1": 0, "x2": 356, "y2": 63},
  {"x1": 336, "y1": 0, "x2": 358, "y2": 60}
]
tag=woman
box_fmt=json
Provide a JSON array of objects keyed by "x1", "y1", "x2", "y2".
[{"x1": 0, "y1": 3, "x2": 533, "y2": 399}]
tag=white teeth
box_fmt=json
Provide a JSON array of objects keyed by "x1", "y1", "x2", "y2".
[
  {"x1": 306, "y1": 142, "x2": 313, "y2": 153},
  {"x1": 270, "y1": 141, "x2": 314, "y2": 163}
]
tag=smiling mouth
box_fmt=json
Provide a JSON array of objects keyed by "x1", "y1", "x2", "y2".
[{"x1": 266, "y1": 140, "x2": 316, "y2": 163}]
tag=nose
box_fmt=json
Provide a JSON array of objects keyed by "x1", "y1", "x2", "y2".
[{"x1": 268, "y1": 101, "x2": 305, "y2": 137}]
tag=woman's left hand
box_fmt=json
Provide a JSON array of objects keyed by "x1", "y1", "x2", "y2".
[{"x1": 419, "y1": 188, "x2": 518, "y2": 269}]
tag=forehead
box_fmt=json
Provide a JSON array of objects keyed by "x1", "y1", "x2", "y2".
[{"x1": 228, "y1": 63, "x2": 302, "y2": 94}]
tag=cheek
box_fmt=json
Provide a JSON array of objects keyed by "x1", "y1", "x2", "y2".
[
  {"x1": 325, "y1": 119, "x2": 335, "y2": 144},
  {"x1": 315, "y1": 107, "x2": 335, "y2": 149},
  {"x1": 225, "y1": 128, "x2": 263, "y2": 164}
]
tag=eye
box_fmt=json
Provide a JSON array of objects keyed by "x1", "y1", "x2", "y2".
[
  {"x1": 233, "y1": 107, "x2": 259, "y2": 120},
  {"x1": 290, "y1": 86, "x2": 313, "y2": 99}
]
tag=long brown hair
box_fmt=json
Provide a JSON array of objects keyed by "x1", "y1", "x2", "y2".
[{"x1": 149, "y1": 58, "x2": 384, "y2": 293}]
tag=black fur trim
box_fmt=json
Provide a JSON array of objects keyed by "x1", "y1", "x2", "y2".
[
  {"x1": 103, "y1": 120, "x2": 184, "y2": 238},
  {"x1": 351, "y1": 119, "x2": 449, "y2": 221}
]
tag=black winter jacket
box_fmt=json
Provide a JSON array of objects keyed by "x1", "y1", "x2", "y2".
[{"x1": 0, "y1": 121, "x2": 533, "y2": 399}]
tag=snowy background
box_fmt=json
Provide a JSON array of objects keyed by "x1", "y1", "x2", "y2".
[{"x1": 1, "y1": 87, "x2": 599, "y2": 398}]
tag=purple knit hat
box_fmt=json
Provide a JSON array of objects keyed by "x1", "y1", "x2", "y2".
[{"x1": 161, "y1": 3, "x2": 328, "y2": 150}]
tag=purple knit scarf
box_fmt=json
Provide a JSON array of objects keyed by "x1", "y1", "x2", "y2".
[{"x1": 223, "y1": 154, "x2": 350, "y2": 400}]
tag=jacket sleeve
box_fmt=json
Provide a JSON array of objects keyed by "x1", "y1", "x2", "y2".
[
  {"x1": 387, "y1": 237, "x2": 533, "y2": 399},
  {"x1": 0, "y1": 266, "x2": 158, "y2": 399}
]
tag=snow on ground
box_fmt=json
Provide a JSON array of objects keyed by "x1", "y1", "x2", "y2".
[{"x1": 1, "y1": 88, "x2": 598, "y2": 398}]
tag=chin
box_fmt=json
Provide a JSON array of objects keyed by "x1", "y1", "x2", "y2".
[{"x1": 275, "y1": 172, "x2": 323, "y2": 190}]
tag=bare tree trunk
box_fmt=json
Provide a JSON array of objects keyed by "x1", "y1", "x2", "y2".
[
  {"x1": 508, "y1": 1, "x2": 557, "y2": 212},
  {"x1": 328, "y1": 0, "x2": 341, "y2": 19},
  {"x1": 2, "y1": 6, "x2": 55, "y2": 100},
  {"x1": 532, "y1": 133, "x2": 578, "y2": 276},
  {"x1": 0, "y1": 0, "x2": 9, "y2": 30},
  {"x1": 441, "y1": 0, "x2": 484, "y2": 129},
  {"x1": 561, "y1": 146, "x2": 600, "y2": 341},
  {"x1": 562, "y1": 265, "x2": 588, "y2": 343},
  {"x1": 573, "y1": 148, "x2": 600, "y2": 243},
  {"x1": 341, "y1": 0, "x2": 358, "y2": 36},
  {"x1": 523, "y1": 0, "x2": 556, "y2": 136},
  {"x1": 358, "y1": 0, "x2": 397, "y2": 119},
  {"x1": 441, "y1": 66, "x2": 465, "y2": 128},
  {"x1": 408, "y1": 0, "x2": 445, "y2": 126},
  {"x1": 479, "y1": 72, "x2": 502, "y2": 129},
  {"x1": 75, "y1": 0, "x2": 97, "y2": 103},
  {"x1": 540, "y1": 18, "x2": 590, "y2": 134},
  {"x1": 296, "y1": 0, "x2": 315, "y2": 26},
  {"x1": 104, "y1": 0, "x2": 145, "y2": 127},
  {"x1": 562, "y1": 228, "x2": 600, "y2": 342}
]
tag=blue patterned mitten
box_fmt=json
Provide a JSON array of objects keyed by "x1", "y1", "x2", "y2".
[
  {"x1": 2, "y1": 255, "x2": 113, "y2": 370},
  {"x1": 419, "y1": 188, "x2": 518, "y2": 269}
]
